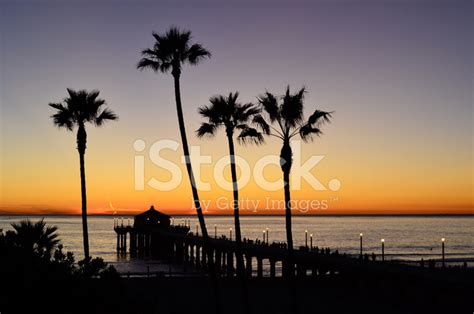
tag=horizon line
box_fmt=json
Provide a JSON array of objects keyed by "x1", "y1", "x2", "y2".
[{"x1": 1, "y1": 213, "x2": 473, "y2": 217}]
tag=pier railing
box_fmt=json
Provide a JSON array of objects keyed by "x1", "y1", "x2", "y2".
[{"x1": 114, "y1": 224, "x2": 467, "y2": 278}]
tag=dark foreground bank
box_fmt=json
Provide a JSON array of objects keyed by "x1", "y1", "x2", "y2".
[
  {"x1": 1, "y1": 269, "x2": 473, "y2": 314},
  {"x1": 1, "y1": 220, "x2": 472, "y2": 314}
]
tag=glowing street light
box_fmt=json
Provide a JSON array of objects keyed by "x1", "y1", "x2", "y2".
[
  {"x1": 310, "y1": 234, "x2": 313, "y2": 250},
  {"x1": 441, "y1": 238, "x2": 446, "y2": 267},
  {"x1": 305, "y1": 230, "x2": 308, "y2": 247},
  {"x1": 229, "y1": 228, "x2": 232, "y2": 241},
  {"x1": 381, "y1": 239, "x2": 385, "y2": 262},
  {"x1": 359, "y1": 233, "x2": 363, "y2": 258}
]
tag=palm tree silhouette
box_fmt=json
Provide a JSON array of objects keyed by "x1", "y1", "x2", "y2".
[
  {"x1": 254, "y1": 86, "x2": 332, "y2": 255},
  {"x1": 197, "y1": 92, "x2": 263, "y2": 312},
  {"x1": 11, "y1": 218, "x2": 60, "y2": 259},
  {"x1": 49, "y1": 89, "x2": 118, "y2": 259},
  {"x1": 137, "y1": 27, "x2": 211, "y2": 240}
]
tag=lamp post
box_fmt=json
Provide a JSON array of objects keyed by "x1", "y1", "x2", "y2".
[
  {"x1": 360, "y1": 233, "x2": 363, "y2": 258},
  {"x1": 230, "y1": 228, "x2": 232, "y2": 241},
  {"x1": 441, "y1": 238, "x2": 445, "y2": 267},
  {"x1": 266, "y1": 228, "x2": 269, "y2": 244},
  {"x1": 381, "y1": 239, "x2": 385, "y2": 262},
  {"x1": 214, "y1": 224, "x2": 217, "y2": 238},
  {"x1": 196, "y1": 223, "x2": 199, "y2": 236},
  {"x1": 121, "y1": 217, "x2": 124, "y2": 227},
  {"x1": 263, "y1": 230, "x2": 266, "y2": 243},
  {"x1": 305, "y1": 230, "x2": 308, "y2": 247},
  {"x1": 310, "y1": 234, "x2": 313, "y2": 251}
]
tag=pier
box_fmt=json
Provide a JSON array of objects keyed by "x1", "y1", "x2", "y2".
[{"x1": 113, "y1": 206, "x2": 402, "y2": 278}]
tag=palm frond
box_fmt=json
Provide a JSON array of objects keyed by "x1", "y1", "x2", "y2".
[
  {"x1": 159, "y1": 62, "x2": 173, "y2": 73},
  {"x1": 235, "y1": 123, "x2": 249, "y2": 130},
  {"x1": 50, "y1": 89, "x2": 117, "y2": 130},
  {"x1": 258, "y1": 92, "x2": 280, "y2": 122},
  {"x1": 11, "y1": 218, "x2": 60, "y2": 258},
  {"x1": 66, "y1": 88, "x2": 78, "y2": 99},
  {"x1": 234, "y1": 103, "x2": 259, "y2": 123},
  {"x1": 49, "y1": 103, "x2": 74, "y2": 131},
  {"x1": 281, "y1": 86, "x2": 305, "y2": 128},
  {"x1": 165, "y1": 26, "x2": 191, "y2": 53},
  {"x1": 196, "y1": 122, "x2": 218, "y2": 138},
  {"x1": 252, "y1": 114, "x2": 270, "y2": 135},
  {"x1": 141, "y1": 27, "x2": 210, "y2": 76},
  {"x1": 299, "y1": 124, "x2": 322, "y2": 142},
  {"x1": 198, "y1": 103, "x2": 224, "y2": 124},
  {"x1": 86, "y1": 90, "x2": 100, "y2": 104},
  {"x1": 228, "y1": 91, "x2": 239, "y2": 105},
  {"x1": 95, "y1": 108, "x2": 118, "y2": 126},
  {"x1": 197, "y1": 91, "x2": 266, "y2": 147},
  {"x1": 49, "y1": 103, "x2": 66, "y2": 111},
  {"x1": 237, "y1": 127, "x2": 265, "y2": 145},
  {"x1": 186, "y1": 43, "x2": 211, "y2": 65},
  {"x1": 140, "y1": 48, "x2": 158, "y2": 58},
  {"x1": 152, "y1": 32, "x2": 163, "y2": 44},
  {"x1": 137, "y1": 57, "x2": 161, "y2": 72},
  {"x1": 307, "y1": 110, "x2": 333, "y2": 126}
]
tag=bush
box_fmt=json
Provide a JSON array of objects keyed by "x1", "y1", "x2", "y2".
[{"x1": 0, "y1": 219, "x2": 119, "y2": 280}]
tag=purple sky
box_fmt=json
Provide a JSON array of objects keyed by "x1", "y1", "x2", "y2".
[{"x1": 1, "y1": 0, "x2": 472, "y2": 214}]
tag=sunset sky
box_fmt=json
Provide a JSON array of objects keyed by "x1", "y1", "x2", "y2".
[{"x1": 0, "y1": 0, "x2": 472, "y2": 215}]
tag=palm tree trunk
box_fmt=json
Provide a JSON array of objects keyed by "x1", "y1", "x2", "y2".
[
  {"x1": 172, "y1": 74, "x2": 220, "y2": 314},
  {"x1": 227, "y1": 133, "x2": 244, "y2": 272},
  {"x1": 172, "y1": 74, "x2": 209, "y2": 239},
  {"x1": 280, "y1": 140, "x2": 294, "y2": 253},
  {"x1": 227, "y1": 133, "x2": 250, "y2": 314},
  {"x1": 283, "y1": 169, "x2": 293, "y2": 253},
  {"x1": 283, "y1": 163, "x2": 298, "y2": 314},
  {"x1": 77, "y1": 125, "x2": 90, "y2": 260}
]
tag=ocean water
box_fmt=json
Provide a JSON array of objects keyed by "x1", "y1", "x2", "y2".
[{"x1": 1, "y1": 215, "x2": 473, "y2": 273}]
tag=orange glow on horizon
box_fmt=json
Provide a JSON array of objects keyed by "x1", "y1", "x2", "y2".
[{"x1": 1, "y1": 137, "x2": 472, "y2": 216}]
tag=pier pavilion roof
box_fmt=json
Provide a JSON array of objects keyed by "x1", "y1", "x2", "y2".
[{"x1": 134, "y1": 205, "x2": 171, "y2": 227}]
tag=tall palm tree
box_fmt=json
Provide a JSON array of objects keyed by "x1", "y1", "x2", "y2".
[
  {"x1": 197, "y1": 92, "x2": 263, "y2": 292},
  {"x1": 11, "y1": 219, "x2": 60, "y2": 259},
  {"x1": 137, "y1": 27, "x2": 211, "y2": 241},
  {"x1": 49, "y1": 89, "x2": 118, "y2": 259},
  {"x1": 254, "y1": 86, "x2": 332, "y2": 256}
]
